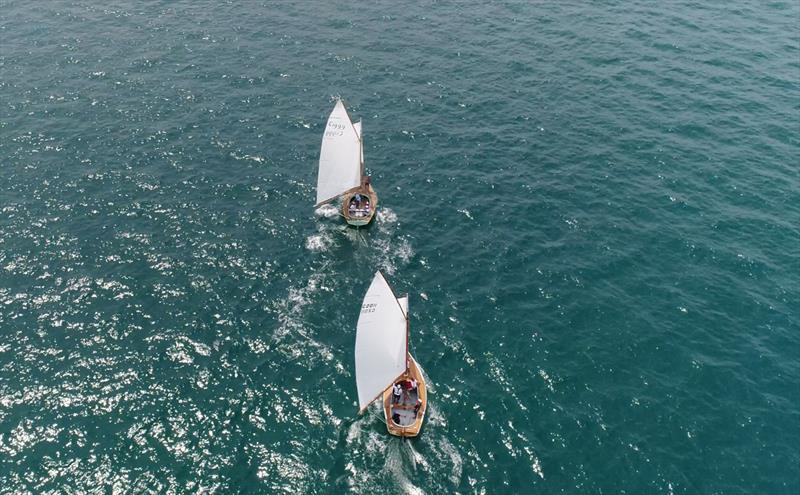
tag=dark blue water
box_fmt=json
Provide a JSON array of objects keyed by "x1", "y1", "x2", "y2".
[{"x1": 1, "y1": 1, "x2": 798, "y2": 493}]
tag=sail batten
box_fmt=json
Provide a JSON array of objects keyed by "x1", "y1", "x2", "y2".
[
  {"x1": 316, "y1": 100, "x2": 362, "y2": 205},
  {"x1": 355, "y1": 272, "x2": 408, "y2": 411}
]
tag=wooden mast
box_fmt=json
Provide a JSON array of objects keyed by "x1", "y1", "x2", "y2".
[
  {"x1": 403, "y1": 296, "x2": 409, "y2": 436},
  {"x1": 404, "y1": 293, "x2": 410, "y2": 373},
  {"x1": 359, "y1": 119, "x2": 364, "y2": 180}
]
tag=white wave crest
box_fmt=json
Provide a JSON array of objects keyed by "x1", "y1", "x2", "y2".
[
  {"x1": 314, "y1": 204, "x2": 340, "y2": 219},
  {"x1": 305, "y1": 232, "x2": 335, "y2": 252},
  {"x1": 377, "y1": 207, "x2": 398, "y2": 224}
]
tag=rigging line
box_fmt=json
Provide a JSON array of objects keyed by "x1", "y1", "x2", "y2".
[
  {"x1": 371, "y1": 408, "x2": 387, "y2": 425},
  {"x1": 357, "y1": 228, "x2": 367, "y2": 247}
]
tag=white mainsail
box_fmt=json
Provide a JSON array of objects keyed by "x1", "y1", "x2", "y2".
[
  {"x1": 355, "y1": 272, "x2": 408, "y2": 411},
  {"x1": 316, "y1": 100, "x2": 362, "y2": 206}
]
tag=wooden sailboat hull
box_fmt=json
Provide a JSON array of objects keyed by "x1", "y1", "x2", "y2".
[
  {"x1": 342, "y1": 182, "x2": 377, "y2": 227},
  {"x1": 382, "y1": 355, "x2": 427, "y2": 437}
]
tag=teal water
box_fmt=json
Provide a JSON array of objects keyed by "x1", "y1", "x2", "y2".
[{"x1": 1, "y1": 1, "x2": 799, "y2": 493}]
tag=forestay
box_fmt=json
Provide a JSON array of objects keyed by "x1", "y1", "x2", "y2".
[
  {"x1": 355, "y1": 272, "x2": 408, "y2": 411},
  {"x1": 316, "y1": 100, "x2": 362, "y2": 206}
]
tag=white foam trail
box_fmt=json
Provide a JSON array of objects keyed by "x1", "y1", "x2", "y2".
[
  {"x1": 267, "y1": 268, "x2": 345, "y2": 374},
  {"x1": 314, "y1": 204, "x2": 340, "y2": 219},
  {"x1": 371, "y1": 237, "x2": 414, "y2": 275},
  {"x1": 271, "y1": 272, "x2": 323, "y2": 343},
  {"x1": 305, "y1": 232, "x2": 335, "y2": 252},
  {"x1": 436, "y1": 437, "x2": 463, "y2": 485},
  {"x1": 377, "y1": 207, "x2": 398, "y2": 224},
  {"x1": 384, "y1": 442, "x2": 424, "y2": 495}
]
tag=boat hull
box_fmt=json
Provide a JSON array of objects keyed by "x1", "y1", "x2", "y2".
[
  {"x1": 342, "y1": 183, "x2": 377, "y2": 226},
  {"x1": 382, "y1": 355, "x2": 427, "y2": 437}
]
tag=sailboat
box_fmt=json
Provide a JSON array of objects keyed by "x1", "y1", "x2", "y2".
[
  {"x1": 315, "y1": 99, "x2": 378, "y2": 226},
  {"x1": 355, "y1": 271, "x2": 427, "y2": 437}
]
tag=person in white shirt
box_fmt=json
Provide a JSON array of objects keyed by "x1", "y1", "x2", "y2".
[{"x1": 392, "y1": 383, "x2": 402, "y2": 403}]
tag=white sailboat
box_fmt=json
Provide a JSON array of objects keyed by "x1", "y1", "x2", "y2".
[
  {"x1": 315, "y1": 99, "x2": 377, "y2": 226},
  {"x1": 355, "y1": 271, "x2": 427, "y2": 437}
]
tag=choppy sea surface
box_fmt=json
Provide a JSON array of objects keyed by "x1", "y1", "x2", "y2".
[{"x1": 1, "y1": 1, "x2": 798, "y2": 493}]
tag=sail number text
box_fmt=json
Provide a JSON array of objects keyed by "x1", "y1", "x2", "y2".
[
  {"x1": 325, "y1": 121, "x2": 346, "y2": 138},
  {"x1": 361, "y1": 303, "x2": 377, "y2": 314}
]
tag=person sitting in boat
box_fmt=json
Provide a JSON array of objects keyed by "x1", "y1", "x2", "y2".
[
  {"x1": 413, "y1": 398, "x2": 421, "y2": 416},
  {"x1": 349, "y1": 194, "x2": 364, "y2": 217},
  {"x1": 409, "y1": 378, "x2": 418, "y2": 392},
  {"x1": 392, "y1": 383, "x2": 402, "y2": 403}
]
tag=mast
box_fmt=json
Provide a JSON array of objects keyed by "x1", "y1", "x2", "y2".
[
  {"x1": 359, "y1": 120, "x2": 365, "y2": 178},
  {"x1": 401, "y1": 293, "x2": 410, "y2": 437},
  {"x1": 360, "y1": 122, "x2": 364, "y2": 179},
  {"x1": 403, "y1": 298, "x2": 409, "y2": 438},
  {"x1": 405, "y1": 294, "x2": 410, "y2": 373},
  {"x1": 353, "y1": 119, "x2": 365, "y2": 181}
]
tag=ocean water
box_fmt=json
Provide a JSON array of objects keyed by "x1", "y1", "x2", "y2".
[{"x1": 1, "y1": 1, "x2": 798, "y2": 493}]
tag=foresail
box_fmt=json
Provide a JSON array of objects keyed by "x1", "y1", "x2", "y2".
[
  {"x1": 355, "y1": 272, "x2": 407, "y2": 411},
  {"x1": 316, "y1": 100, "x2": 362, "y2": 206},
  {"x1": 397, "y1": 296, "x2": 408, "y2": 318},
  {"x1": 353, "y1": 121, "x2": 364, "y2": 170}
]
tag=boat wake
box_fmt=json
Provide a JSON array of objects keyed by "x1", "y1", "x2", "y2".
[
  {"x1": 314, "y1": 204, "x2": 340, "y2": 220},
  {"x1": 377, "y1": 207, "x2": 398, "y2": 225},
  {"x1": 383, "y1": 441, "x2": 425, "y2": 495},
  {"x1": 305, "y1": 230, "x2": 337, "y2": 252},
  {"x1": 268, "y1": 268, "x2": 341, "y2": 372},
  {"x1": 371, "y1": 236, "x2": 414, "y2": 275}
]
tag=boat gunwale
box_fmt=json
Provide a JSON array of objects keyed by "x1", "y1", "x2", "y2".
[
  {"x1": 342, "y1": 182, "x2": 377, "y2": 226},
  {"x1": 382, "y1": 355, "x2": 427, "y2": 437}
]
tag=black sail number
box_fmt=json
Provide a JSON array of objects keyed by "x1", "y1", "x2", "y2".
[{"x1": 325, "y1": 120, "x2": 346, "y2": 138}]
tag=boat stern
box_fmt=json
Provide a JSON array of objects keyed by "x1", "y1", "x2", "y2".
[{"x1": 342, "y1": 184, "x2": 378, "y2": 227}]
